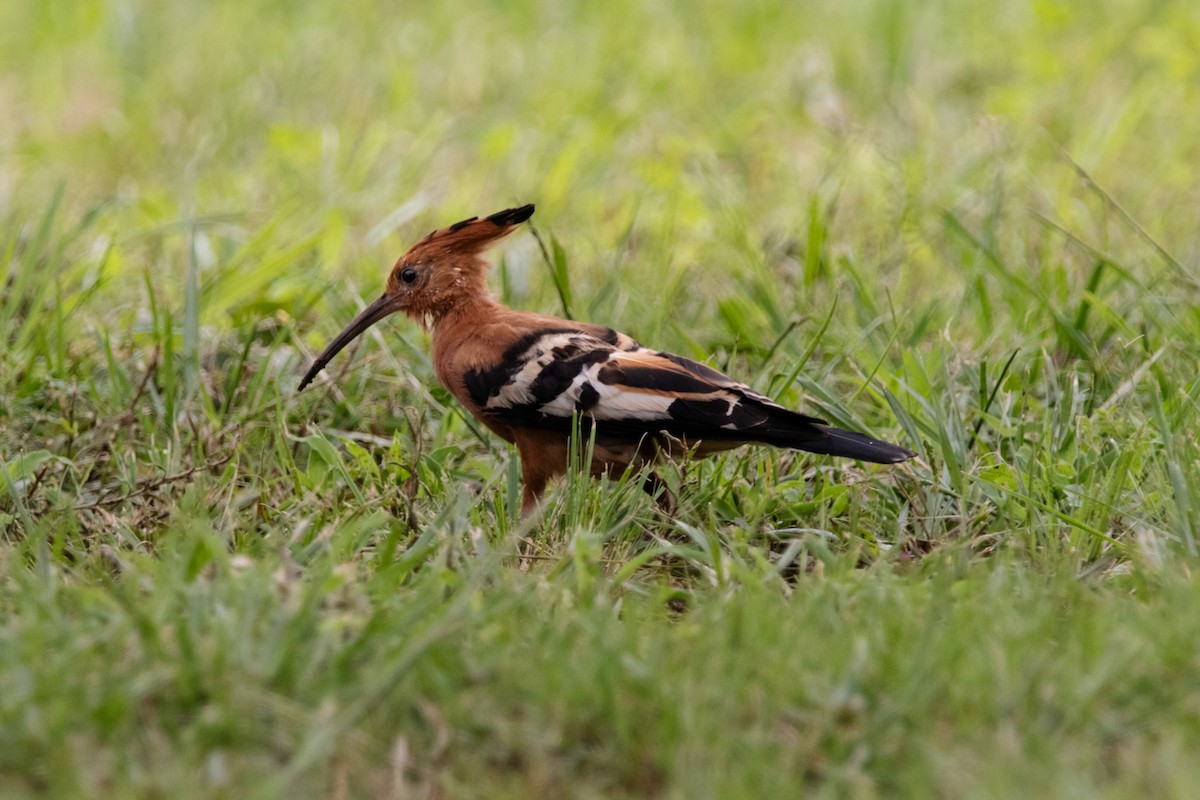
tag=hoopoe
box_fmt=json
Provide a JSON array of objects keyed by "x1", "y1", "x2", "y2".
[{"x1": 298, "y1": 204, "x2": 915, "y2": 513}]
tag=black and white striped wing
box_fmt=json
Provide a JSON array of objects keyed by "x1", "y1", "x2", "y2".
[{"x1": 463, "y1": 329, "x2": 826, "y2": 441}]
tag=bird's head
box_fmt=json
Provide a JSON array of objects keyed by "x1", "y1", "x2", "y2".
[{"x1": 297, "y1": 203, "x2": 534, "y2": 391}]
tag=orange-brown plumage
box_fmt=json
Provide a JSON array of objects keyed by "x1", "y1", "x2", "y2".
[{"x1": 299, "y1": 204, "x2": 915, "y2": 513}]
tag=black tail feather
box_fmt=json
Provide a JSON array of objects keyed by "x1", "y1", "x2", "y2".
[{"x1": 778, "y1": 425, "x2": 915, "y2": 464}]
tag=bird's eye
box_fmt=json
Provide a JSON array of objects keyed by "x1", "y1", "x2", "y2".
[{"x1": 400, "y1": 267, "x2": 418, "y2": 284}]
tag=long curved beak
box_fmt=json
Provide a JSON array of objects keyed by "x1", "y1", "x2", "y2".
[{"x1": 297, "y1": 293, "x2": 400, "y2": 391}]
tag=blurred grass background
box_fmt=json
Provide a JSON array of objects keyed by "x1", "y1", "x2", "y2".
[{"x1": 3, "y1": 0, "x2": 1200, "y2": 797}]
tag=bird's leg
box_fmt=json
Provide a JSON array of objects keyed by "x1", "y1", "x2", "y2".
[
  {"x1": 520, "y1": 481, "x2": 544, "y2": 516},
  {"x1": 513, "y1": 432, "x2": 569, "y2": 517},
  {"x1": 519, "y1": 461, "x2": 547, "y2": 516},
  {"x1": 515, "y1": 462, "x2": 547, "y2": 569},
  {"x1": 642, "y1": 470, "x2": 676, "y2": 515}
]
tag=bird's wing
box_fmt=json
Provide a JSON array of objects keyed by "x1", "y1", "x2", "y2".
[{"x1": 462, "y1": 328, "x2": 826, "y2": 441}]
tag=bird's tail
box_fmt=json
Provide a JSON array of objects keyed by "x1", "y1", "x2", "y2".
[
  {"x1": 771, "y1": 424, "x2": 916, "y2": 464},
  {"x1": 798, "y1": 426, "x2": 915, "y2": 463}
]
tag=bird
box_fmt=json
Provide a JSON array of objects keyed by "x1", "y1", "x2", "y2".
[{"x1": 298, "y1": 204, "x2": 915, "y2": 514}]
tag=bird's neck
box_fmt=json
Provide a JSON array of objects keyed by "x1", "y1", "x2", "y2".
[
  {"x1": 429, "y1": 294, "x2": 502, "y2": 353},
  {"x1": 435, "y1": 293, "x2": 501, "y2": 326}
]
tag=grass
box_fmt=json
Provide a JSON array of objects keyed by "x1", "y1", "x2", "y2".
[{"x1": 3, "y1": 0, "x2": 1200, "y2": 796}]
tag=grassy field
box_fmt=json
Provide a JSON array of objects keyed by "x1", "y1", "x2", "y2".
[{"x1": 3, "y1": 0, "x2": 1200, "y2": 796}]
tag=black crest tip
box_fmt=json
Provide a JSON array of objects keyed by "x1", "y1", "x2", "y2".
[{"x1": 487, "y1": 204, "x2": 535, "y2": 227}]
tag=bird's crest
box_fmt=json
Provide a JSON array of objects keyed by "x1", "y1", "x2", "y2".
[{"x1": 407, "y1": 203, "x2": 535, "y2": 259}]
